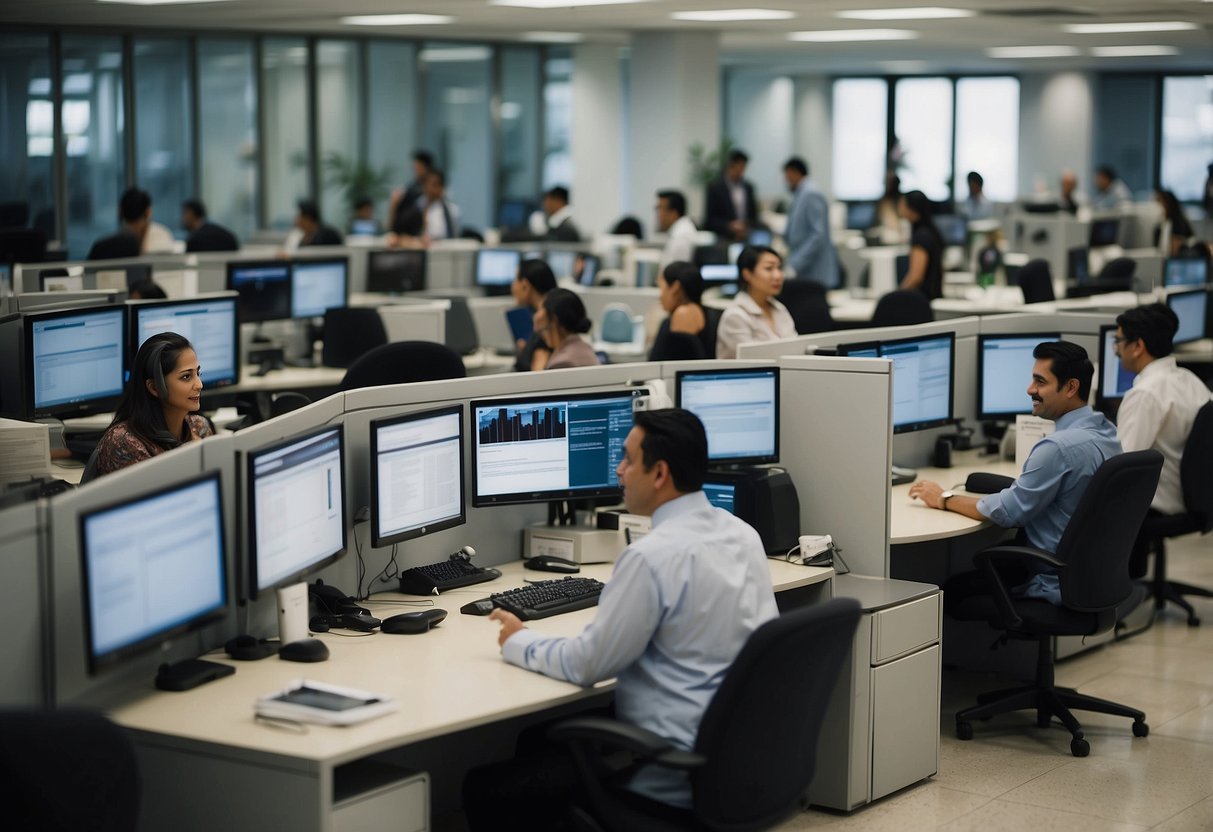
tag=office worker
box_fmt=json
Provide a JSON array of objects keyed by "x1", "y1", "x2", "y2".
[
  {"x1": 417, "y1": 169, "x2": 461, "y2": 241},
  {"x1": 1059, "y1": 169, "x2": 1085, "y2": 215},
  {"x1": 181, "y1": 198, "x2": 239, "y2": 253},
  {"x1": 511, "y1": 258, "x2": 557, "y2": 372},
  {"x1": 87, "y1": 186, "x2": 165, "y2": 260},
  {"x1": 387, "y1": 149, "x2": 434, "y2": 229},
  {"x1": 653, "y1": 261, "x2": 713, "y2": 359},
  {"x1": 94, "y1": 332, "x2": 211, "y2": 478},
  {"x1": 782, "y1": 156, "x2": 839, "y2": 287},
  {"x1": 1153, "y1": 188, "x2": 1194, "y2": 256},
  {"x1": 715, "y1": 245, "x2": 796, "y2": 360},
  {"x1": 871, "y1": 170, "x2": 906, "y2": 244},
  {"x1": 959, "y1": 171, "x2": 995, "y2": 221},
  {"x1": 533, "y1": 185, "x2": 581, "y2": 242},
  {"x1": 293, "y1": 199, "x2": 344, "y2": 247},
  {"x1": 535, "y1": 288, "x2": 598, "y2": 369},
  {"x1": 1092, "y1": 164, "x2": 1133, "y2": 211},
  {"x1": 471, "y1": 409, "x2": 778, "y2": 825},
  {"x1": 704, "y1": 148, "x2": 758, "y2": 242},
  {"x1": 386, "y1": 205, "x2": 427, "y2": 250},
  {"x1": 655, "y1": 189, "x2": 698, "y2": 272},
  {"x1": 911, "y1": 341, "x2": 1121, "y2": 603},
  {"x1": 898, "y1": 189, "x2": 944, "y2": 300}
]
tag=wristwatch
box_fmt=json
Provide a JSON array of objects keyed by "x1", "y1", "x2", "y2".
[{"x1": 940, "y1": 491, "x2": 955, "y2": 511}]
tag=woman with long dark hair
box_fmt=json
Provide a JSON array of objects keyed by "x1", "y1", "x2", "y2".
[
  {"x1": 898, "y1": 190, "x2": 944, "y2": 299},
  {"x1": 536, "y1": 288, "x2": 599, "y2": 369},
  {"x1": 652, "y1": 261, "x2": 713, "y2": 359}
]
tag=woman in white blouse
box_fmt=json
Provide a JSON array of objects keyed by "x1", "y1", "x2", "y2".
[{"x1": 716, "y1": 245, "x2": 797, "y2": 359}]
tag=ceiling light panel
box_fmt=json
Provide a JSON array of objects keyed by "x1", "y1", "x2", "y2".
[
  {"x1": 1064, "y1": 21, "x2": 1198, "y2": 34},
  {"x1": 836, "y1": 7, "x2": 974, "y2": 20},
  {"x1": 987, "y1": 45, "x2": 1081, "y2": 58},
  {"x1": 1089, "y1": 45, "x2": 1181, "y2": 57},
  {"x1": 789, "y1": 29, "x2": 919, "y2": 42},
  {"x1": 672, "y1": 9, "x2": 796, "y2": 22},
  {"x1": 342, "y1": 14, "x2": 453, "y2": 25},
  {"x1": 492, "y1": 0, "x2": 649, "y2": 8}
]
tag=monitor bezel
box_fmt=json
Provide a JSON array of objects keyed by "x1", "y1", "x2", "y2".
[
  {"x1": 1089, "y1": 217, "x2": 1120, "y2": 248},
  {"x1": 1163, "y1": 256, "x2": 1209, "y2": 289},
  {"x1": 23, "y1": 303, "x2": 128, "y2": 420},
  {"x1": 369, "y1": 404, "x2": 467, "y2": 548},
  {"x1": 674, "y1": 366, "x2": 781, "y2": 465},
  {"x1": 474, "y1": 248, "x2": 522, "y2": 289},
  {"x1": 836, "y1": 340, "x2": 882, "y2": 357},
  {"x1": 1095, "y1": 323, "x2": 1135, "y2": 413},
  {"x1": 1167, "y1": 288, "x2": 1210, "y2": 346},
  {"x1": 290, "y1": 256, "x2": 349, "y2": 319},
  {"x1": 224, "y1": 259, "x2": 293, "y2": 324},
  {"x1": 128, "y1": 295, "x2": 241, "y2": 389},
  {"x1": 975, "y1": 331, "x2": 1061, "y2": 422},
  {"x1": 365, "y1": 248, "x2": 428, "y2": 294},
  {"x1": 880, "y1": 332, "x2": 956, "y2": 434}
]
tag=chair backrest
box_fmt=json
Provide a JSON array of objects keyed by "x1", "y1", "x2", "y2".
[
  {"x1": 1017, "y1": 259, "x2": 1055, "y2": 303},
  {"x1": 1098, "y1": 256, "x2": 1136, "y2": 281},
  {"x1": 1056, "y1": 449, "x2": 1163, "y2": 612},
  {"x1": 691, "y1": 598, "x2": 861, "y2": 829},
  {"x1": 321, "y1": 307, "x2": 388, "y2": 369},
  {"x1": 871, "y1": 289, "x2": 933, "y2": 327},
  {"x1": 0, "y1": 227, "x2": 48, "y2": 265},
  {"x1": 649, "y1": 330, "x2": 706, "y2": 362},
  {"x1": 1181, "y1": 401, "x2": 1213, "y2": 532},
  {"x1": 779, "y1": 279, "x2": 835, "y2": 334},
  {"x1": 442, "y1": 295, "x2": 481, "y2": 356},
  {"x1": 339, "y1": 340, "x2": 466, "y2": 391},
  {"x1": 80, "y1": 445, "x2": 101, "y2": 485},
  {"x1": 599, "y1": 303, "x2": 634, "y2": 343},
  {"x1": 702, "y1": 306, "x2": 722, "y2": 358}
]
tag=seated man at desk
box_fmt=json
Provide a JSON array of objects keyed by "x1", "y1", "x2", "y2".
[
  {"x1": 910, "y1": 342, "x2": 1121, "y2": 603},
  {"x1": 467, "y1": 409, "x2": 777, "y2": 828}
]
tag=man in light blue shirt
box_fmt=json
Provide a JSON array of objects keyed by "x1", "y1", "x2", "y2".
[
  {"x1": 911, "y1": 342, "x2": 1121, "y2": 603},
  {"x1": 782, "y1": 157, "x2": 839, "y2": 288}
]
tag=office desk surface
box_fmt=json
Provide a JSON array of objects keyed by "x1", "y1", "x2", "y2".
[{"x1": 891, "y1": 453, "x2": 1018, "y2": 545}]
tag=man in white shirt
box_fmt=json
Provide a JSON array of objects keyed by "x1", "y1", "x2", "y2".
[
  {"x1": 417, "y1": 169, "x2": 461, "y2": 240},
  {"x1": 1093, "y1": 164, "x2": 1133, "y2": 211},
  {"x1": 656, "y1": 190, "x2": 698, "y2": 272}
]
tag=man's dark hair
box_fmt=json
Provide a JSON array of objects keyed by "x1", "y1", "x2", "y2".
[
  {"x1": 393, "y1": 206, "x2": 424, "y2": 237},
  {"x1": 120, "y1": 187, "x2": 152, "y2": 223},
  {"x1": 545, "y1": 186, "x2": 570, "y2": 204},
  {"x1": 428, "y1": 169, "x2": 447, "y2": 187},
  {"x1": 657, "y1": 190, "x2": 686, "y2": 217},
  {"x1": 297, "y1": 199, "x2": 321, "y2": 222},
  {"x1": 519, "y1": 258, "x2": 557, "y2": 295},
  {"x1": 1096, "y1": 164, "x2": 1117, "y2": 181},
  {"x1": 412, "y1": 150, "x2": 435, "y2": 169},
  {"x1": 632, "y1": 408, "x2": 708, "y2": 494},
  {"x1": 726, "y1": 148, "x2": 749, "y2": 166},
  {"x1": 181, "y1": 198, "x2": 207, "y2": 219},
  {"x1": 611, "y1": 216, "x2": 644, "y2": 238},
  {"x1": 1117, "y1": 303, "x2": 1179, "y2": 359},
  {"x1": 661, "y1": 261, "x2": 704, "y2": 304},
  {"x1": 783, "y1": 157, "x2": 808, "y2": 177},
  {"x1": 737, "y1": 244, "x2": 781, "y2": 277},
  {"x1": 1034, "y1": 341, "x2": 1094, "y2": 402},
  {"x1": 354, "y1": 196, "x2": 374, "y2": 211},
  {"x1": 967, "y1": 171, "x2": 983, "y2": 189}
]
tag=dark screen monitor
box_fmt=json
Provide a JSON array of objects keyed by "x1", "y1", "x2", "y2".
[
  {"x1": 367, "y1": 249, "x2": 427, "y2": 294},
  {"x1": 1067, "y1": 247, "x2": 1091, "y2": 283},
  {"x1": 977, "y1": 332, "x2": 1060, "y2": 421},
  {"x1": 576, "y1": 254, "x2": 600, "y2": 287},
  {"x1": 291, "y1": 258, "x2": 348, "y2": 319},
  {"x1": 1164, "y1": 257, "x2": 1209, "y2": 288},
  {"x1": 498, "y1": 199, "x2": 536, "y2": 229},
  {"x1": 1097, "y1": 323, "x2": 1137, "y2": 410},
  {"x1": 130, "y1": 295, "x2": 240, "y2": 389},
  {"x1": 836, "y1": 340, "x2": 881, "y2": 358},
  {"x1": 1090, "y1": 218, "x2": 1120, "y2": 248},
  {"x1": 475, "y1": 249, "x2": 522, "y2": 295},
  {"x1": 675, "y1": 367, "x2": 779, "y2": 465},
  {"x1": 1168, "y1": 289, "x2": 1209, "y2": 345},
  {"x1": 370, "y1": 405, "x2": 465, "y2": 547},
  {"x1": 24, "y1": 304, "x2": 127, "y2": 419},
  {"x1": 80, "y1": 471, "x2": 228, "y2": 675},
  {"x1": 247, "y1": 425, "x2": 347, "y2": 598},
  {"x1": 935, "y1": 214, "x2": 968, "y2": 248},
  {"x1": 226, "y1": 260, "x2": 291, "y2": 323},
  {"x1": 846, "y1": 201, "x2": 877, "y2": 230},
  {"x1": 470, "y1": 388, "x2": 641, "y2": 507},
  {"x1": 880, "y1": 333, "x2": 954, "y2": 433}
]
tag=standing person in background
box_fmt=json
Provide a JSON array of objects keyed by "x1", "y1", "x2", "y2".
[
  {"x1": 959, "y1": 171, "x2": 995, "y2": 220},
  {"x1": 655, "y1": 190, "x2": 698, "y2": 272},
  {"x1": 704, "y1": 148, "x2": 757, "y2": 242},
  {"x1": 898, "y1": 190, "x2": 944, "y2": 300},
  {"x1": 782, "y1": 157, "x2": 839, "y2": 287},
  {"x1": 418, "y1": 170, "x2": 461, "y2": 241},
  {"x1": 531, "y1": 186, "x2": 581, "y2": 242},
  {"x1": 388, "y1": 150, "x2": 434, "y2": 230}
]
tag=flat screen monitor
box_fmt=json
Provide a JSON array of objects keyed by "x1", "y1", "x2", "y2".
[
  {"x1": 545, "y1": 249, "x2": 578, "y2": 280},
  {"x1": 226, "y1": 260, "x2": 291, "y2": 323},
  {"x1": 702, "y1": 480, "x2": 737, "y2": 514},
  {"x1": 675, "y1": 367, "x2": 779, "y2": 465},
  {"x1": 977, "y1": 332, "x2": 1060, "y2": 421},
  {"x1": 1097, "y1": 323, "x2": 1137, "y2": 408},
  {"x1": 1067, "y1": 247, "x2": 1091, "y2": 283},
  {"x1": 291, "y1": 258, "x2": 348, "y2": 318},
  {"x1": 846, "y1": 201, "x2": 876, "y2": 231},
  {"x1": 130, "y1": 296, "x2": 240, "y2": 388},
  {"x1": 471, "y1": 388, "x2": 641, "y2": 507},
  {"x1": 935, "y1": 214, "x2": 967, "y2": 248},
  {"x1": 350, "y1": 218, "x2": 380, "y2": 236},
  {"x1": 1168, "y1": 290, "x2": 1209, "y2": 345},
  {"x1": 1090, "y1": 218, "x2": 1120, "y2": 248},
  {"x1": 80, "y1": 471, "x2": 228, "y2": 675},
  {"x1": 836, "y1": 340, "x2": 881, "y2": 358},
  {"x1": 247, "y1": 425, "x2": 347, "y2": 598},
  {"x1": 1164, "y1": 257, "x2": 1208, "y2": 288},
  {"x1": 701, "y1": 263, "x2": 740, "y2": 288},
  {"x1": 747, "y1": 229, "x2": 774, "y2": 247},
  {"x1": 475, "y1": 248, "x2": 522, "y2": 292},
  {"x1": 25, "y1": 305, "x2": 126, "y2": 419},
  {"x1": 576, "y1": 254, "x2": 600, "y2": 287},
  {"x1": 880, "y1": 333, "x2": 954, "y2": 433},
  {"x1": 366, "y1": 249, "x2": 427, "y2": 294},
  {"x1": 370, "y1": 405, "x2": 465, "y2": 547},
  {"x1": 498, "y1": 198, "x2": 535, "y2": 229}
]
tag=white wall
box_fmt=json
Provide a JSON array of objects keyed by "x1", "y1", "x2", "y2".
[
  {"x1": 724, "y1": 72, "x2": 794, "y2": 206},
  {"x1": 1017, "y1": 71, "x2": 1094, "y2": 199},
  {"x1": 794, "y1": 76, "x2": 833, "y2": 199},
  {"x1": 572, "y1": 44, "x2": 625, "y2": 238}
]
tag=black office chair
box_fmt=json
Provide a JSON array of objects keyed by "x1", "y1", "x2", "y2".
[
  {"x1": 649, "y1": 330, "x2": 706, "y2": 362},
  {"x1": 0, "y1": 708, "x2": 141, "y2": 830},
  {"x1": 950, "y1": 450, "x2": 1163, "y2": 757},
  {"x1": 779, "y1": 279, "x2": 835, "y2": 334},
  {"x1": 1136, "y1": 401, "x2": 1213, "y2": 626},
  {"x1": 1017, "y1": 259, "x2": 1055, "y2": 303},
  {"x1": 0, "y1": 227, "x2": 48, "y2": 265},
  {"x1": 339, "y1": 340, "x2": 466, "y2": 391},
  {"x1": 549, "y1": 599, "x2": 862, "y2": 832},
  {"x1": 321, "y1": 307, "x2": 388, "y2": 368},
  {"x1": 1067, "y1": 257, "x2": 1136, "y2": 299},
  {"x1": 437, "y1": 295, "x2": 481, "y2": 356},
  {"x1": 870, "y1": 289, "x2": 933, "y2": 327}
]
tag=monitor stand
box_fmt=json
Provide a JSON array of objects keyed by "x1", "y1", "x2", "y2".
[
  {"x1": 277, "y1": 582, "x2": 328, "y2": 663},
  {"x1": 154, "y1": 658, "x2": 235, "y2": 692}
]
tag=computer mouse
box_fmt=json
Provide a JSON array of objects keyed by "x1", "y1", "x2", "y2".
[
  {"x1": 339, "y1": 612, "x2": 381, "y2": 632},
  {"x1": 460, "y1": 599, "x2": 495, "y2": 616},
  {"x1": 381, "y1": 609, "x2": 448, "y2": 634},
  {"x1": 278, "y1": 638, "x2": 330, "y2": 663},
  {"x1": 524, "y1": 555, "x2": 580, "y2": 574}
]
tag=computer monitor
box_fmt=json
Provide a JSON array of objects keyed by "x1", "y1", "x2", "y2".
[
  {"x1": 350, "y1": 218, "x2": 380, "y2": 236},
  {"x1": 545, "y1": 249, "x2": 578, "y2": 280},
  {"x1": 24, "y1": 304, "x2": 127, "y2": 419},
  {"x1": 976, "y1": 332, "x2": 1060, "y2": 421},
  {"x1": 290, "y1": 258, "x2": 348, "y2": 319},
  {"x1": 747, "y1": 228, "x2": 774, "y2": 247},
  {"x1": 366, "y1": 249, "x2": 427, "y2": 294},
  {"x1": 497, "y1": 198, "x2": 536, "y2": 229},
  {"x1": 880, "y1": 333, "x2": 954, "y2": 433},
  {"x1": 1067, "y1": 247, "x2": 1091, "y2": 283},
  {"x1": 836, "y1": 340, "x2": 881, "y2": 358},
  {"x1": 1097, "y1": 323, "x2": 1137, "y2": 410},
  {"x1": 370, "y1": 405, "x2": 465, "y2": 547},
  {"x1": 130, "y1": 295, "x2": 240, "y2": 389},
  {"x1": 702, "y1": 479, "x2": 737, "y2": 514},
  {"x1": 675, "y1": 367, "x2": 779, "y2": 465},
  {"x1": 846, "y1": 201, "x2": 876, "y2": 231},
  {"x1": 935, "y1": 214, "x2": 968, "y2": 248},
  {"x1": 1168, "y1": 289, "x2": 1209, "y2": 345},
  {"x1": 701, "y1": 263, "x2": 740, "y2": 287},
  {"x1": 475, "y1": 248, "x2": 522, "y2": 295},
  {"x1": 1164, "y1": 257, "x2": 1209, "y2": 288},
  {"x1": 226, "y1": 260, "x2": 291, "y2": 323},
  {"x1": 246, "y1": 425, "x2": 347, "y2": 598},
  {"x1": 470, "y1": 388, "x2": 641, "y2": 507},
  {"x1": 576, "y1": 254, "x2": 600, "y2": 287},
  {"x1": 1089, "y1": 218, "x2": 1120, "y2": 248},
  {"x1": 80, "y1": 471, "x2": 228, "y2": 676}
]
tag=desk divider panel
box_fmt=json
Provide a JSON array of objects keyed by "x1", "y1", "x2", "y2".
[{"x1": 0, "y1": 501, "x2": 49, "y2": 706}]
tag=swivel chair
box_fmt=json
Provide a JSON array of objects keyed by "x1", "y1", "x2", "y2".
[
  {"x1": 870, "y1": 289, "x2": 933, "y2": 327},
  {"x1": 950, "y1": 450, "x2": 1163, "y2": 757},
  {"x1": 549, "y1": 598, "x2": 861, "y2": 832},
  {"x1": 321, "y1": 307, "x2": 388, "y2": 368},
  {"x1": 339, "y1": 340, "x2": 466, "y2": 391},
  {"x1": 648, "y1": 330, "x2": 706, "y2": 362},
  {"x1": 779, "y1": 279, "x2": 835, "y2": 334},
  {"x1": 599, "y1": 303, "x2": 636, "y2": 344},
  {"x1": 1016, "y1": 259, "x2": 1055, "y2": 304}
]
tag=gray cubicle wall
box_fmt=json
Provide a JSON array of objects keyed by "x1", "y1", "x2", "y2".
[{"x1": 0, "y1": 501, "x2": 50, "y2": 706}]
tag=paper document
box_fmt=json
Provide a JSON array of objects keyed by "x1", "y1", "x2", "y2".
[{"x1": 1014, "y1": 414, "x2": 1055, "y2": 472}]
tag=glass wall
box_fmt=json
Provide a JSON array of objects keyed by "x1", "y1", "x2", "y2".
[
  {"x1": 197, "y1": 38, "x2": 258, "y2": 242},
  {"x1": 1160, "y1": 75, "x2": 1213, "y2": 204},
  {"x1": 894, "y1": 78, "x2": 953, "y2": 202},
  {"x1": 500, "y1": 47, "x2": 542, "y2": 211},
  {"x1": 133, "y1": 37, "x2": 194, "y2": 240},
  {"x1": 0, "y1": 33, "x2": 56, "y2": 240},
  {"x1": 367, "y1": 40, "x2": 417, "y2": 225},
  {"x1": 954, "y1": 77, "x2": 1019, "y2": 203},
  {"x1": 831, "y1": 78, "x2": 888, "y2": 200},
  {"x1": 262, "y1": 37, "x2": 311, "y2": 230},
  {"x1": 543, "y1": 49, "x2": 573, "y2": 193},
  {"x1": 316, "y1": 39, "x2": 363, "y2": 228}
]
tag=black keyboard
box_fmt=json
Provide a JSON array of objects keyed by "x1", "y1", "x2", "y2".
[
  {"x1": 398, "y1": 557, "x2": 500, "y2": 595},
  {"x1": 489, "y1": 577, "x2": 605, "y2": 621}
]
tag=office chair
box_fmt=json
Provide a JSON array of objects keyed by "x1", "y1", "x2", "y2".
[
  {"x1": 779, "y1": 279, "x2": 835, "y2": 334},
  {"x1": 339, "y1": 340, "x2": 466, "y2": 391},
  {"x1": 549, "y1": 598, "x2": 862, "y2": 832},
  {"x1": 1016, "y1": 259, "x2": 1055, "y2": 303},
  {"x1": 1067, "y1": 257, "x2": 1136, "y2": 299},
  {"x1": 1136, "y1": 401, "x2": 1213, "y2": 626},
  {"x1": 0, "y1": 708, "x2": 140, "y2": 831},
  {"x1": 950, "y1": 449, "x2": 1163, "y2": 757},
  {"x1": 649, "y1": 330, "x2": 706, "y2": 362},
  {"x1": 437, "y1": 295, "x2": 481, "y2": 356},
  {"x1": 702, "y1": 306, "x2": 721, "y2": 358},
  {"x1": 0, "y1": 227, "x2": 48, "y2": 265},
  {"x1": 599, "y1": 303, "x2": 636, "y2": 344},
  {"x1": 321, "y1": 307, "x2": 388, "y2": 368},
  {"x1": 870, "y1": 289, "x2": 933, "y2": 327}
]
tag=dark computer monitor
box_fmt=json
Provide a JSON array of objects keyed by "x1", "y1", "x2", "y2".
[
  {"x1": 291, "y1": 258, "x2": 348, "y2": 319},
  {"x1": 246, "y1": 425, "x2": 347, "y2": 599},
  {"x1": 1168, "y1": 289, "x2": 1209, "y2": 345},
  {"x1": 129, "y1": 295, "x2": 240, "y2": 389},
  {"x1": 1164, "y1": 257, "x2": 1209, "y2": 288},
  {"x1": 935, "y1": 214, "x2": 968, "y2": 248},
  {"x1": 366, "y1": 249, "x2": 427, "y2": 294},
  {"x1": 675, "y1": 366, "x2": 779, "y2": 465},
  {"x1": 846, "y1": 201, "x2": 877, "y2": 231},
  {"x1": 470, "y1": 388, "x2": 641, "y2": 507},
  {"x1": 497, "y1": 198, "x2": 536, "y2": 230},
  {"x1": 1097, "y1": 323, "x2": 1137, "y2": 411},
  {"x1": 475, "y1": 248, "x2": 522, "y2": 295},
  {"x1": 836, "y1": 340, "x2": 881, "y2": 358},
  {"x1": 24, "y1": 304, "x2": 127, "y2": 419},
  {"x1": 1067, "y1": 247, "x2": 1091, "y2": 283},
  {"x1": 370, "y1": 405, "x2": 465, "y2": 548},
  {"x1": 576, "y1": 254, "x2": 600, "y2": 287},
  {"x1": 880, "y1": 333, "x2": 954, "y2": 433},
  {"x1": 1089, "y1": 218, "x2": 1120, "y2": 248},
  {"x1": 226, "y1": 260, "x2": 291, "y2": 323},
  {"x1": 976, "y1": 332, "x2": 1060, "y2": 421},
  {"x1": 545, "y1": 249, "x2": 578, "y2": 280},
  {"x1": 80, "y1": 471, "x2": 228, "y2": 676}
]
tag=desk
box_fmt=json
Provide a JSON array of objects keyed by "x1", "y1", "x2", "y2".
[{"x1": 890, "y1": 454, "x2": 1018, "y2": 545}]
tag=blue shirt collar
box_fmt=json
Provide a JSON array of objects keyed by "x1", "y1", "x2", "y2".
[
  {"x1": 1054, "y1": 404, "x2": 1094, "y2": 430},
  {"x1": 651, "y1": 491, "x2": 711, "y2": 529}
]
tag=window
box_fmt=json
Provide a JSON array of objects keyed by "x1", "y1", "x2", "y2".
[
  {"x1": 501, "y1": 47, "x2": 542, "y2": 203},
  {"x1": 543, "y1": 49, "x2": 573, "y2": 192},
  {"x1": 197, "y1": 38, "x2": 259, "y2": 242},
  {"x1": 133, "y1": 37, "x2": 194, "y2": 241},
  {"x1": 316, "y1": 40, "x2": 363, "y2": 227},
  {"x1": 894, "y1": 77, "x2": 953, "y2": 202},
  {"x1": 1160, "y1": 76, "x2": 1213, "y2": 203},
  {"x1": 954, "y1": 77, "x2": 1019, "y2": 204},
  {"x1": 0, "y1": 33, "x2": 55, "y2": 241},
  {"x1": 262, "y1": 37, "x2": 311, "y2": 230},
  {"x1": 832, "y1": 78, "x2": 888, "y2": 200},
  {"x1": 367, "y1": 40, "x2": 417, "y2": 225}
]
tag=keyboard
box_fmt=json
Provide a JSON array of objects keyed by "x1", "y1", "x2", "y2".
[
  {"x1": 487, "y1": 576, "x2": 605, "y2": 621},
  {"x1": 398, "y1": 557, "x2": 500, "y2": 596}
]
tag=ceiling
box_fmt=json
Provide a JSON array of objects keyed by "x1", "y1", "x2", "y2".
[{"x1": 3, "y1": 0, "x2": 1212, "y2": 73}]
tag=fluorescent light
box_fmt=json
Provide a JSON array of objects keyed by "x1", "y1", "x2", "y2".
[
  {"x1": 520, "y1": 31, "x2": 585, "y2": 43},
  {"x1": 880, "y1": 60, "x2": 931, "y2": 74},
  {"x1": 419, "y1": 47, "x2": 493, "y2": 63},
  {"x1": 96, "y1": 0, "x2": 232, "y2": 4},
  {"x1": 492, "y1": 0, "x2": 649, "y2": 8},
  {"x1": 789, "y1": 29, "x2": 918, "y2": 42},
  {"x1": 672, "y1": 8, "x2": 795, "y2": 22},
  {"x1": 342, "y1": 14, "x2": 453, "y2": 26},
  {"x1": 837, "y1": 6, "x2": 974, "y2": 20},
  {"x1": 1090, "y1": 45, "x2": 1181, "y2": 57},
  {"x1": 1064, "y1": 21, "x2": 1198, "y2": 34},
  {"x1": 987, "y1": 45, "x2": 1081, "y2": 59}
]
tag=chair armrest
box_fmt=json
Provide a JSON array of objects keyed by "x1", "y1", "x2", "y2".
[
  {"x1": 972, "y1": 545, "x2": 1065, "y2": 629},
  {"x1": 548, "y1": 717, "x2": 706, "y2": 770}
]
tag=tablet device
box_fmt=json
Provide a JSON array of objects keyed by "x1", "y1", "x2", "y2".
[{"x1": 505, "y1": 306, "x2": 534, "y2": 344}]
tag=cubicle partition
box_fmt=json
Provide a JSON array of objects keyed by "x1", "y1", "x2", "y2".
[{"x1": 0, "y1": 501, "x2": 49, "y2": 706}]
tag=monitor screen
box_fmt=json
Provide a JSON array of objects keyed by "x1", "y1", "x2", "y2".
[
  {"x1": 702, "y1": 480, "x2": 737, "y2": 514},
  {"x1": 25, "y1": 305, "x2": 126, "y2": 418},
  {"x1": 1098, "y1": 324, "x2": 1137, "y2": 407},
  {"x1": 80, "y1": 471, "x2": 228, "y2": 674},
  {"x1": 226, "y1": 261, "x2": 291, "y2": 323},
  {"x1": 701, "y1": 263, "x2": 740, "y2": 286},
  {"x1": 130, "y1": 296, "x2": 240, "y2": 388},
  {"x1": 370, "y1": 405, "x2": 465, "y2": 547},
  {"x1": 1067, "y1": 247, "x2": 1091, "y2": 283},
  {"x1": 498, "y1": 199, "x2": 535, "y2": 229},
  {"x1": 367, "y1": 249, "x2": 427, "y2": 294},
  {"x1": 247, "y1": 425, "x2": 347, "y2": 597},
  {"x1": 846, "y1": 202, "x2": 876, "y2": 231},
  {"x1": 471, "y1": 388, "x2": 640, "y2": 506},
  {"x1": 475, "y1": 249, "x2": 522, "y2": 288},
  {"x1": 291, "y1": 258, "x2": 348, "y2": 318},
  {"x1": 1090, "y1": 218, "x2": 1120, "y2": 248},
  {"x1": 350, "y1": 218, "x2": 380, "y2": 236},
  {"x1": 1168, "y1": 290, "x2": 1209, "y2": 345},
  {"x1": 935, "y1": 214, "x2": 967, "y2": 247},
  {"x1": 1164, "y1": 257, "x2": 1208, "y2": 288},
  {"x1": 675, "y1": 367, "x2": 779, "y2": 465},
  {"x1": 545, "y1": 249, "x2": 578, "y2": 280},
  {"x1": 837, "y1": 340, "x2": 881, "y2": 358},
  {"x1": 747, "y1": 229, "x2": 774, "y2": 247},
  {"x1": 977, "y1": 333, "x2": 1060, "y2": 421},
  {"x1": 880, "y1": 333, "x2": 954, "y2": 433},
  {"x1": 577, "y1": 254, "x2": 600, "y2": 287}
]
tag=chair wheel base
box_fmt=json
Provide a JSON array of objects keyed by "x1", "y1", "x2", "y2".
[
  {"x1": 1133, "y1": 720, "x2": 1149, "y2": 737},
  {"x1": 956, "y1": 721, "x2": 973, "y2": 741},
  {"x1": 1188, "y1": 617, "x2": 1201, "y2": 627},
  {"x1": 1070, "y1": 737, "x2": 1090, "y2": 757}
]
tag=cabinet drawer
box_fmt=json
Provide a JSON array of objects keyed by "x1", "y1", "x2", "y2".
[
  {"x1": 333, "y1": 770, "x2": 428, "y2": 832},
  {"x1": 870, "y1": 593, "x2": 940, "y2": 665}
]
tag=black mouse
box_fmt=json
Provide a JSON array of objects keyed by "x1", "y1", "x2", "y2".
[
  {"x1": 278, "y1": 638, "x2": 330, "y2": 663},
  {"x1": 381, "y1": 609, "x2": 448, "y2": 634},
  {"x1": 525, "y1": 555, "x2": 580, "y2": 574},
  {"x1": 339, "y1": 612, "x2": 381, "y2": 632}
]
